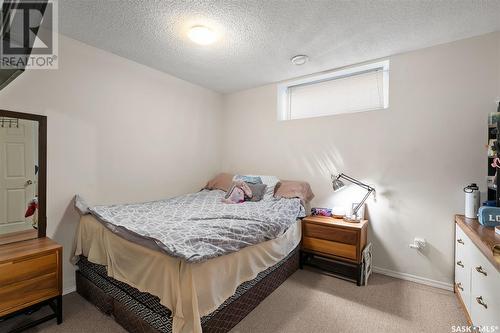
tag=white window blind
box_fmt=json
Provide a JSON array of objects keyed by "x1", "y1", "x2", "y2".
[{"x1": 277, "y1": 60, "x2": 389, "y2": 120}]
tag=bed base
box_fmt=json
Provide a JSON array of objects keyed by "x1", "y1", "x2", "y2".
[{"x1": 75, "y1": 246, "x2": 299, "y2": 333}]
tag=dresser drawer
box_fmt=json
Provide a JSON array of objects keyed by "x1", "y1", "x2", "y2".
[
  {"x1": 302, "y1": 236, "x2": 357, "y2": 260},
  {"x1": 455, "y1": 226, "x2": 471, "y2": 261},
  {"x1": 470, "y1": 271, "x2": 500, "y2": 329},
  {"x1": 0, "y1": 272, "x2": 59, "y2": 315},
  {"x1": 455, "y1": 225, "x2": 472, "y2": 312},
  {"x1": 303, "y1": 223, "x2": 358, "y2": 245},
  {"x1": 464, "y1": 227, "x2": 500, "y2": 328},
  {"x1": 469, "y1": 238, "x2": 499, "y2": 290},
  {"x1": 0, "y1": 252, "x2": 57, "y2": 287},
  {"x1": 455, "y1": 268, "x2": 471, "y2": 313},
  {"x1": 470, "y1": 246, "x2": 500, "y2": 328}
]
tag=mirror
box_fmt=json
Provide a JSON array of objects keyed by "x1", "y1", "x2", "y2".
[{"x1": 0, "y1": 110, "x2": 46, "y2": 245}]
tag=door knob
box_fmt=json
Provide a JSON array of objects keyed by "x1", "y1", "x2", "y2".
[
  {"x1": 456, "y1": 282, "x2": 463, "y2": 291},
  {"x1": 456, "y1": 261, "x2": 464, "y2": 268},
  {"x1": 457, "y1": 239, "x2": 464, "y2": 245},
  {"x1": 25, "y1": 179, "x2": 33, "y2": 186}
]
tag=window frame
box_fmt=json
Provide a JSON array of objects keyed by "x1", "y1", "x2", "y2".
[{"x1": 277, "y1": 60, "x2": 390, "y2": 121}]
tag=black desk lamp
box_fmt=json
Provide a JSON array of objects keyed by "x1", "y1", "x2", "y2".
[{"x1": 331, "y1": 173, "x2": 375, "y2": 222}]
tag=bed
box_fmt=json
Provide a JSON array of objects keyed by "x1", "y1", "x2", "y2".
[{"x1": 73, "y1": 182, "x2": 309, "y2": 333}]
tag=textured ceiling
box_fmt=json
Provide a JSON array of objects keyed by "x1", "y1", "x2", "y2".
[{"x1": 58, "y1": 0, "x2": 500, "y2": 93}]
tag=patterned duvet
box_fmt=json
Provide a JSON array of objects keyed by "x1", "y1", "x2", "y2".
[{"x1": 88, "y1": 190, "x2": 305, "y2": 263}]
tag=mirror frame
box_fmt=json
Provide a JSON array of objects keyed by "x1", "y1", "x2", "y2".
[{"x1": 0, "y1": 109, "x2": 47, "y2": 241}]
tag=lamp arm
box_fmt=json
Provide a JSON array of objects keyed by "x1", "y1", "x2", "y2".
[
  {"x1": 338, "y1": 173, "x2": 373, "y2": 191},
  {"x1": 332, "y1": 173, "x2": 375, "y2": 219},
  {"x1": 352, "y1": 188, "x2": 375, "y2": 216}
]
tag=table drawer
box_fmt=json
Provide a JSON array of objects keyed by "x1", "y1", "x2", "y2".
[
  {"x1": 303, "y1": 223, "x2": 358, "y2": 245},
  {"x1": 0, "y1": 272, "x2": 58, "y2": 315},
  {"x1": 302, "y1": 236, "x2": 357, "y2": 260},
  {"x1": 0, "y1": 252, "x2": 57, "y2": 287}
]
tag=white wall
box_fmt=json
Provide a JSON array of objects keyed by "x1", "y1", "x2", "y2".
[
  {"x1": 0, "y1": 35, "x2": 222, "y2": 292},
  {"x1": 221, "y1": 32, "x2": 500, "y2": 286},
  {"x1": 1, "y1": 31, "x2": 498, "y2": 292}
]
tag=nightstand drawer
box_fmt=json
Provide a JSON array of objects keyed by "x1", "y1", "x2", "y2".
[
  {"x1": 302, "y1": 236, "x2": 357, "y2": 260},
  {"x1": 0, "y1": 272, "x2": 59, "y2": 315},
  {"x1": 303, "y1": 223, "x2": 358, "y2": 245},
  {"x1": 0, "y1": 252, "x2": 57, "y2": 287}
]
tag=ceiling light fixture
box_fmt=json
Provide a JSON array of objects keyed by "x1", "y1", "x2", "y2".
[
  {"x1": 188, "y1": 25, "x2": 217, "y2": 45},
  {"x1": 291, "y1": 55, "x2": 309, "y2": 65}
]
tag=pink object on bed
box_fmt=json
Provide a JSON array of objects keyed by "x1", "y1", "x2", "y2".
[{"x1": 223, "y1": 181, "x2": 253, "y2": 204}]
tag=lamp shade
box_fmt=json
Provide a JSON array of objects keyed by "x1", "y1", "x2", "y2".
[{"x1": 332, "y1": 178, "x2": 345, "y2": 192}]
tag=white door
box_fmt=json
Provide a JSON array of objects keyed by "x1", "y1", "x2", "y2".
[{"x1": 0, "y1": 119, "x2": 36, "y2": 233}]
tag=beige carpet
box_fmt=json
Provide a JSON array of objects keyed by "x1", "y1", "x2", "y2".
[{"x1": 0, "y1": 270, "x2": 467, "y2": 333}]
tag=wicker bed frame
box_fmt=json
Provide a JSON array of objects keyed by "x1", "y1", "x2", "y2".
[{"x1": 75, "y1": 246, "x2": 299, "y2": 333}]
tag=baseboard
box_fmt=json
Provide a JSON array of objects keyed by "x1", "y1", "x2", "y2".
[
  {"x1": 373, "y1": 266, "x2": 454, "y2": 291},
  {"x1": 63, "y1": 285, "x2": 76, "y2": 295},
  {"x1": 64, "y1": 268, "x2": 452, "y2": 293}
]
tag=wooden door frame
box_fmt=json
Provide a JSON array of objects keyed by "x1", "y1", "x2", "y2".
[{"x1": 0, "y1": 109, "x2": 47, "y2": 239}]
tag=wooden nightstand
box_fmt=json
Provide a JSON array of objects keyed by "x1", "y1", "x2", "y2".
[
  {"x1": 0, "y1": 237, "x2": 63, "y2": 331},
  {"x1": 300, "y1": 216, "x2": 368, "y2": 286}
]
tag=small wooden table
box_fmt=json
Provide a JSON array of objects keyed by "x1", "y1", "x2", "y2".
[
  {"x1": 0, "y1": 237, "x2": 63, "y2": 332},
  {"x1": 300, "y1": 216, "x2": 368, "y2": 286}
]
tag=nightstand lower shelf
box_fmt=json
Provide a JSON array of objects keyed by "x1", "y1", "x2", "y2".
[{"x1": 300, "y1": 251, "x2": 363, "y2": 286}]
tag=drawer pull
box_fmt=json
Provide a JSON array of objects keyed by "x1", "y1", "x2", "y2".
[
  {"x1": 457, "y1": 239, "x2": 464, "y2": 245},
  {"x1": 476, "y1": 296, "x2": 488, "y2": 309},
  {"x1": 456, "y1": 282, "x2": 464, "y2": 291},
  {"x1": 475, "y1": 266, "x2": 487, "y2": 276},
  {"x1": 456, "y1": 261, "x2": 464, "y2": 268}
]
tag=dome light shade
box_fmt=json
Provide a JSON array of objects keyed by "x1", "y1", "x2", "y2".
[
  {"x1": 291, "y1": 55, "x2": 309, "y2": 65},
  {"x1": 188, "y1": 26, "x2": 217, "y2": 45}
]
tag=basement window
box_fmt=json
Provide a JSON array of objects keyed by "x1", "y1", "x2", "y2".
[{"x1": 277, "y1": 60, "x2": 389, "y2": 120}]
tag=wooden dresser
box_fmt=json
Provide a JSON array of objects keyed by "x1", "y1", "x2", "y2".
[
  {"x1": 0, "y1": 237, "x2": 62, "y2": 331},
  {"x1": 454, "y1": 215, "x2": 499, "y2": 329},
  {"x1": 300, "y1": 216, "x2": 368, "y2": 285}
]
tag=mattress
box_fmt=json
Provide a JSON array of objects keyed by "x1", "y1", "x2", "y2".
[
  {"x1": 73, "y1": 215, "x2": 301, "y2": 333},
  {"x1": 76, "y1": 246, "x2": 299, "y2": 333},
  {"x1": 85, "y1": 189, "x2": 305, "y2": 262}
]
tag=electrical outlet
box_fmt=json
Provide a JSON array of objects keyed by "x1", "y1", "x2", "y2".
[{"x1": 409, "y1": 237, "x2": 426, "y2": 250}]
